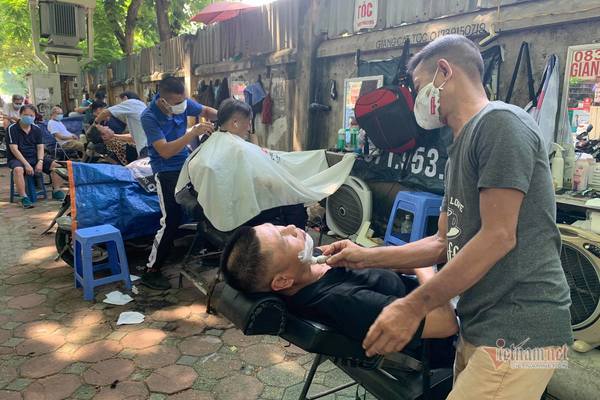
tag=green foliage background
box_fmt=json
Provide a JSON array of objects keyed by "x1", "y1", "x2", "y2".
[{"x1": 0, "y1": 0, "x2": 208, "y2": 95}]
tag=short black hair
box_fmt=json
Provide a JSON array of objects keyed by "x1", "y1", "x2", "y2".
[
  {"x1": 12, "y1": 94, "x2": 23, "y2": 102},
  {"x1": 217, "y1": 99, "x2": 253, "y2": 127},
  {"x1": 220, "y1": 226, "x2": 271, "y2": 293},
  {"x1": 86, "y1": 124, "x2": 103, "y2": 144},
  {"x1": 19, "y1": 104, "x2": 37, "y2": 115},
  {"x1": 90, "y1": 101, "x2": 107, "y2": 113},
  {"x1": 158, "y1": 76, "x2": 185, "y2": 96},
  {"x1": 407, "y1": 34, "x2": 484, "y2": 80},
  {"x1": 119, "y1": 91, "x2": 140, "y2": 100}
]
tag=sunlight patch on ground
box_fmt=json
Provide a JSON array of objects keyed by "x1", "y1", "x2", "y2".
[{"x1": 19, "y1": 245, "x2": 57, "y2": 265}]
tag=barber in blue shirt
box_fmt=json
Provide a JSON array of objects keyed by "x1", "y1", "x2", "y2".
[{"x1": 141, "y1": 76, "x2": 217, "y2": 290}]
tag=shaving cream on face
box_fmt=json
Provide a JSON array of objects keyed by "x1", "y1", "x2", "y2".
[
  {"x1": 298, "y1": 233, "x2": 314, "y2": 264},
  {"x1": 297, "y1": 233, "x2": 330, "y2": 264}
]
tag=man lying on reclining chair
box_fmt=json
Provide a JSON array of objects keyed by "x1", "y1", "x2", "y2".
[{"x1": 221, "y1": 223, "x2": 458, "y2": 349}]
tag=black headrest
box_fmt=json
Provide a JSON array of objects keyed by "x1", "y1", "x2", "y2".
[{"x1": 213, "y1": 282, "x2": 287, "y2": 336}]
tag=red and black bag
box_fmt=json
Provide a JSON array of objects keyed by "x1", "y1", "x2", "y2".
[{"x1": 355, "y1": 39, "x2": 418, "y2": 153}]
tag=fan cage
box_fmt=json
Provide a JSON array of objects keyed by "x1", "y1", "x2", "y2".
[
  {"x1": 560, "y1": 242, "x2": 600, "y2": 326},
  {"x1": 327, "y1": 184, "x2": 364, "y2": 236}
]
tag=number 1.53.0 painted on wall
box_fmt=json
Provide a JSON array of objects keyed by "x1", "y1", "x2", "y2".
[{"x1": 375, "y1": 147, "x2": 444, "y2": 180}]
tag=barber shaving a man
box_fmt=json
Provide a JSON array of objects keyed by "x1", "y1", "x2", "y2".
[
  {"x1": 322, "y1": 35, "x2": 573, "y2": 399},
  {"x1": 141, "y1": 76, "x2": 217, "y2": 290},
  {"x1": 222, "y1": 224, "x2": 458, "y2": 346}
]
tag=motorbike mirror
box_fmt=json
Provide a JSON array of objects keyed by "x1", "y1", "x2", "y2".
[
  {"x1": 577, "y1": 132, "x2": 589, "y2": 141},
  {"x1": 587, "y1": 124, "x2": 594, "y2": 133}
]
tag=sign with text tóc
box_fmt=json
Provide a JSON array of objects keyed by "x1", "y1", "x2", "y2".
[{"x1": 354, "y1": 0, "x2": 378, "y2": 32}]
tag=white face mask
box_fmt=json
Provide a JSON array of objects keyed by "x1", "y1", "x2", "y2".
[
  {"x1": 170, "y1": 100, "x2": 187, "y2": 115},
  {"x1": 414, "y1": 67, "x2": 448, "y2": 130},
  {"x1": 297, "y1": 233, "x2": 314, "y2": 265}
]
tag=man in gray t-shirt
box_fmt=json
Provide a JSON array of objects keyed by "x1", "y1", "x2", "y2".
[{"x1": 325, "y1": 35, "x2": 571, "y2": 400}]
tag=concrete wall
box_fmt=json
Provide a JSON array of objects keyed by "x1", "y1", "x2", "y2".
[{"x1": 313, "y1": 19, "x2": 600, "y2": 150}]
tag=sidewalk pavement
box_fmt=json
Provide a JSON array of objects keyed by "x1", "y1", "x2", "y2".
[{"x1": 0, "y1": 166, "x2": 362, "y2": 400}]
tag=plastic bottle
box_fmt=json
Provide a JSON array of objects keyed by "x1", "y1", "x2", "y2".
[
  {"x1": 400, "y1": 214, "x2": 413, "y2": 234},
  {"x1": 573, "y1": 159, "x2": 590, "y2": 192},
  {"x1": 344, "y1": 128, "x2": 351, "y2": 150},
  {"x1": 350, "y1": 126, "x2": 359, "y2": 152},
  {"x1": 563, "y1": 141, "x2": 576, "y2": 189},
  {"x1": 551, "y1": 143, "x2": 564, "y2": 191},
  {"x1": 337, "y1": 129, "x2": 346, "y2": 151}
]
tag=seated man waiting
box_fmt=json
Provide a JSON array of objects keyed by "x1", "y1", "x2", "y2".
[
  {"x1": 47, "y1": 106, "x2": 86, "y2": 156},
  {"x1": 221, "y1": 223, "x2": 458, "y2": 344},
  {"x1": 7, "y1": 105, "x2": 66, "y2": 208}
]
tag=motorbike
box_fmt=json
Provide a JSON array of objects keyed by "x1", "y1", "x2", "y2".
[
  {"x1": 45, "y1": 161, "x2": 161, "y2": 267},
  {"x1": 575, "y1": 124, "x2": 596, "y2": 158}
]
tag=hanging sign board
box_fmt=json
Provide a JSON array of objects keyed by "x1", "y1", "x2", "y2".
[
  {"x1": 561, "y1": 44, "x2": 600, "y2": 136},
  {"x1": 230, "y1": 80, "x2": 248, "y2": 102},
  {"x1": 354, "y1": 0, "x2": 378, "y2": 32}
]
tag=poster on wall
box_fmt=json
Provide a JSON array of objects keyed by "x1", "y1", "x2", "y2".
[
  {"x1": 562, "y1": 43, "x2": 600, "y2": 137},
  {"x1": 354, "y1": 0, "x2": 378, "y2": 32},
  {"x1": 230, "y1": 80, "x2": 248, "y2": 102},
  {"x1": 342, "y1": 75, "x2": 383, "y2": 130}
]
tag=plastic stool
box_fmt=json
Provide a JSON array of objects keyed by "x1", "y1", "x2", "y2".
[
  {"x1": 384, "y1": 191, "x2": 443, "y2": 246},
  {"x1": 9, "y1": 170, "x2": 47, "y2": 203},
  {"x1": 74, "y1": 224, "x2": 132, "y2": 301}
]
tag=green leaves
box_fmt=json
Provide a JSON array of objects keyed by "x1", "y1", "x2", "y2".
[{"x1": 0, "y1": 0, "x2": 211, "y2": 81}]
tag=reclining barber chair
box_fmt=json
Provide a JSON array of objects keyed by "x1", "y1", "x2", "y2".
[{"x1": 213, "y1": 282, "x2": 454, "y2": 400}]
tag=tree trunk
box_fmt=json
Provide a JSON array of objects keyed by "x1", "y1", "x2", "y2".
[
  {"x1": 155, "y1": 0, "x2": 172, "y2": 42},
  {"x1": 293, "y1": 0, "x2": 325, "y2": 151},
  {"x1": 104, "y1": 0, "x2": 144, "y2": 55},
  {"x1": 104, "y1": 0, "x2": 126, "y2": 53},
  {"x1": 124, "y1": 0, "x2": 144, "y2": 55}
]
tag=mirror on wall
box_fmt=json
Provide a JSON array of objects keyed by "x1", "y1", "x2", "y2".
[
  {"x1": 342, "y1": 75, "x2": 383, "y2": 130},
  {"x1": 562, "y1": 44, "x2": 600, "y2": 138}
]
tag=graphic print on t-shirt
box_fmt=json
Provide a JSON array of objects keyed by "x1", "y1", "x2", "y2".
[{"x1": 446, "y1": 196, "x2": 464, "y2": 260}]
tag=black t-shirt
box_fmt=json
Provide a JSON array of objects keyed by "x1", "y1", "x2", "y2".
[
  {"x1": 284, "y1": 268, "x2": 419, "y2": 342},
  {"x1": 6, "y1": 123, "x2": 43, "y2": 162}
]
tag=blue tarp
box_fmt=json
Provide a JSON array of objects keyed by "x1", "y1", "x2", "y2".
[{"x1": 71, "y1": 162, "x2": 161, "y2": 240}]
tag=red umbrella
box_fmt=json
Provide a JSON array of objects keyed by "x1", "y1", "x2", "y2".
[{"x1": 190, "y1": 2, "x2": 259, "y2": 24}]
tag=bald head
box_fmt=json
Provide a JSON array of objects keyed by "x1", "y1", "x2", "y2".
[{"x1": 408, "y1": 35, "x2": 484, "y2": 81}]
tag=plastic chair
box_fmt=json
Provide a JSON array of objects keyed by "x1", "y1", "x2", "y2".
[
  {"x1": 74, "y1": 224, "x2": 132, "y2": 301},
  {"x1": 384, "y1": 191, "x2": 443, "y2": 246},
  {"x1": 61, "y1": 116, "x2": 84, "y2": 136},
  {"x1": 9, "y1": 170, "x2": 47, "y2": 203}
]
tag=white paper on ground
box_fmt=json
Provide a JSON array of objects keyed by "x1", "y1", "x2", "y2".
[
  {"x1": 131, "y1": 286, "x2": 139, "y2": 295},
  {"x1": 117, "y1": 311, "x2": 145, "y2": 325},
  {"x1": 130, "y1": 274, "x2": 141, "y2": 282},
  {"x1": 103, "y1": 290, "x2": 134, "y2": 306}
]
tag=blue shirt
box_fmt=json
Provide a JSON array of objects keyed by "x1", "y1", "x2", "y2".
[{"x1": 141, "y1": 95, "x2": 203, "y2": 173}]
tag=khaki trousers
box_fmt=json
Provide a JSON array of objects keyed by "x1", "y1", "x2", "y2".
[
  {"x1": 446, "y1": 337, "x2": 557, "y2": 400},
  {"x1": 61, "y1": 140, "x2": 85, "y2": 154}
]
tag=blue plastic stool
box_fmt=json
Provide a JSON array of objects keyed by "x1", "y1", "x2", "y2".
[
  {"x1": 9, "y1": 170, "x2": 47, "y2": 203},
  {"x1": 384, "y1": 191, "x2": 443, "y2": 246},
  {"x1": 74, "y1": 224, "x2": 132, "y2": 301}
]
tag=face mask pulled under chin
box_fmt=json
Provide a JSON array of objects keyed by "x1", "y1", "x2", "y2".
[
  {"x1": 170, "y1": 100, "x2": 187, "y2": 115},
  {"x1": 413, "y1": 68, "x2": 447, "y2": 130},
  {"x1": 297, "y1": 234, "x2": 314, "y2": 265}
]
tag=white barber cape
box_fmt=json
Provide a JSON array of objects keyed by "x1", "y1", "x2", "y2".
[{"x1": 176, "y1": 131, "x2": 356, "y2": 231}]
